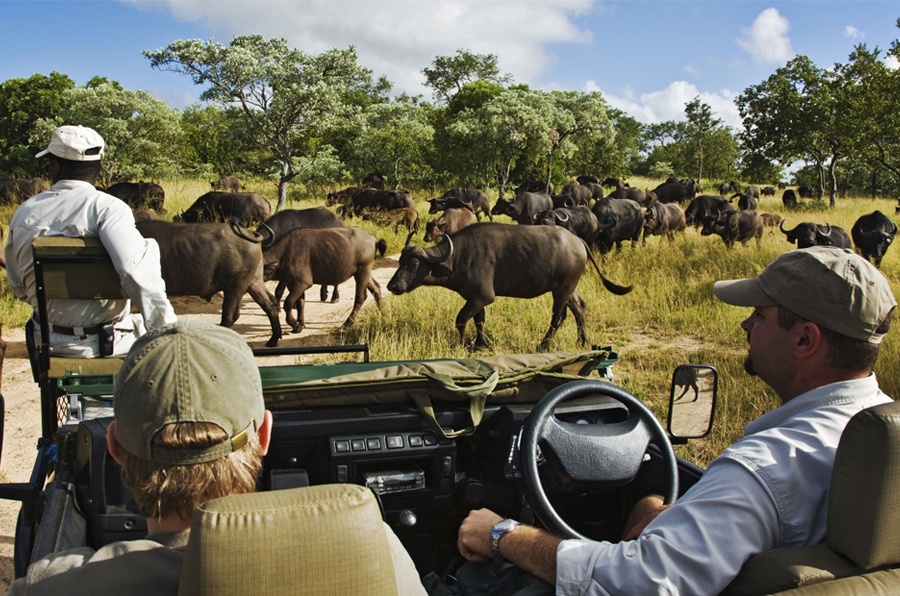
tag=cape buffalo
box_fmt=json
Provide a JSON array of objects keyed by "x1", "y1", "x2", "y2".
[
  {"x1": 106, "y1": 181, "x2": 165, "y2": 213},
  {"x1": 643, "y1": 202, "x2": 686, "y2": 244},
  {"x1": 136, "y1": 220, "x2": 282, "y2": 347},
  {"x1": 652, "y1": 181, "x2": 695, "y2": 204},
  {"x1": 257, "y1": 207, "x2": 347, "y2": 302},
  {"x1": 701, "y1": 210, "x2": 764, "y2": 249},
  {"x1": 211, "y1": 175, "x2": 243, "y2": 192},
  {"x1": 428, "y1": 188, "x2": 492, "y2": 221},
  {"x1": 592, "y1": 198, "x2": 645, "y2": 253},
  {"x1": 348, "y1": 188, "x2": 415, "y2": 215},
  {"x1": 797, "y1": 185, "x2": 815, "y2": 199},
  {"x1": 536, "y1": 206, "x2": 599, "y2": 245},
  {"x1": 782, "y1": 189, "x2": 799, "y2": 209},
  {"x1": 759, "y1": 213, "x2": 784, "y2": 231},
  {"x1": 262, "y1": 227, "x2": 385, "y2": 333},
  {"x1": 491, "y1": 192, "x2": 553, "y2": 225},
  {"x1": 852, "y1": 210, "x2": 897, "y2": 267},
  {"x1": 515, "y1": 180, "x2": 553, "y2": 195},
  {"x1": 761, "y1": 186, "x2": 776, "y2": 197},
  {"x1": 684, "y1": 195, "x2": 733, "y2": 227},
  {"x1": 326, "y1": 186, "x2": 370, "y2": 207},
  {"x1": 386, "y1": 223, "x2": 632, "y2": 351},
  {"x1": 424, "y1": 207, "x2": 478, "y2": 243},
  {"x1": 730, "y1": 193, "x2": 758, "y2": 211},
  {"x1": 559, "y1": 182, "x2": 593, "y2": 206},
  {"x1": 176, "y1": 191, "x2": 271, "y2": 227},
  {"x1": 780, "y1": 221, "x2": 851, "y2": 249},
  {"x1": 743, "y1": 185, "x2": 760, "y2": 199},
  {"x1": 606, "y1": 186, "x2": 652, "y2": 207},
  {"x1": 0, "y1": 177, "x2": 49, "y2": 204}
]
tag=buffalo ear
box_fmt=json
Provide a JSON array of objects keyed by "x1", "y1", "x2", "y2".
[{"x1": 431, "y1": 263, "x2": 452, "y2": 277}]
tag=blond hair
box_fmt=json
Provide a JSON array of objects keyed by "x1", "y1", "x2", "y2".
[{"x1": 118, "y1": 421, "x2": 263, "y2": 522}]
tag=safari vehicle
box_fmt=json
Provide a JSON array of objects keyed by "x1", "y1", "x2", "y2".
[{"x1": 1, "y1": 237, "x2": 899, "y2": 595}]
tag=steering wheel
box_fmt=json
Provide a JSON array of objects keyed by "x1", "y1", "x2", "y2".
[{"x1": 520, "y1": 380, "x2": 679, "y2": 540}]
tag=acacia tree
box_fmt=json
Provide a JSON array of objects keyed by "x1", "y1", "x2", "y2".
[
  {"x1": 683, "y1": 97, "x2": 716, "y2": 184},
  {"x1": 33, "y1": 79, "x2": 181, "y2": 184},
  {"x1": 0, "y1": 72, "x2": 74, "y2": 177},
  {"x1": 542, "y1": 91, "x2": 612, "y2": 189},
  {"x1": 144, "y1": 36, "x2": 379, "y2": 210},
  {"x1": 447, "y1": 89, "x2": 554, "y2": 198},
  {"x1": 737, "y1": 56, "x2": 848, "y2": 205},
  {"x1": 351, "y1": 99, "x2": 434, "y2": 189},
  {"x1": 422, "y1": 50, "x2": 512, "y2": 105}
]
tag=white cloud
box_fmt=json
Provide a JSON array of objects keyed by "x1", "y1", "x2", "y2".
[
  {"x1": 736, "y1": 8, "x2": 793, "y2": 63},
  {"x1": 592, "y1": 80, "x2": 742, "y2": 129},
  {"x1": 128, "y1": 0, "x2": 595, "y2": 99},
  {"x1": 843, "y1": 25, "x2": 863, "y2": 39},
  {"x1": 683, "y1": 63, "x2": 701, "y2": 78},
  {"x1": 886, "y1": 55, "x2": 900, "y2": 70}
]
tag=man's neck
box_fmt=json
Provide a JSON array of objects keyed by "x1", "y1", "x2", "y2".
[
  {"x1": 780, "y1": 369, "x2": 871, "y2": 404},
  {"x1": 146, "y1": 514, "x2": 192, "y2": 535}
]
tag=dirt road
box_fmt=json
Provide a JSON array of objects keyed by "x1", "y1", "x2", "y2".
[{"x1": 0, "y1": 258, "x2": 399, "y2": 592}]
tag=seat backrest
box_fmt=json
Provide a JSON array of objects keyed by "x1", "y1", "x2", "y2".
[
  {"x1": 178, "y1": 484, "x2": 400, "y2": 596},
  {"x1": 827, "y1": 400, "x2": 900, "y2": 568},
  {"x1": 723, "y1": 400, "x2": 900, "y2": 595},
  {"x1": 31, "y1": 237, "x2": 127, "y2": 436}
]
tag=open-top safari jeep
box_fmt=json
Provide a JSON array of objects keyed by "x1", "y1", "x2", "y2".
[{"x1": 1, "y1": 236, "x2": 899, "y2": 595}]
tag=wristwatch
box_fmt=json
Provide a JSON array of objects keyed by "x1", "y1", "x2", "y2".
[{"x1": 490, "y1": 518, "x2": 521, "y2": 561}]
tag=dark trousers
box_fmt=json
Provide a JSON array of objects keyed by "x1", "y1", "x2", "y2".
[{"x1": 424, "y1": 560, "x2": 555, "y2": 595}]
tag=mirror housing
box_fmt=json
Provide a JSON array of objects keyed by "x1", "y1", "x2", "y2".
[{"x1": 667, "y1": 364, "x2": 717, "y2": 444}]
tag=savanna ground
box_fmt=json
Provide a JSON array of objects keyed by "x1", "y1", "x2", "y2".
[{"x1": 1, "y1": 177, "x2": 898, "y2": 592}]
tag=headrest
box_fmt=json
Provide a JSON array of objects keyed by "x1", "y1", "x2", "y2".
[
  {"x1": 828, "y1": 401, "x2": 900, "y2": 568},
  {"x1": 178, "y1": 484, "x2": 399, "y2": 596}
]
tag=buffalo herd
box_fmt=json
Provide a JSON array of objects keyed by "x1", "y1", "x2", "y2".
[{"x1": 3, "y1": 175, "x2": 894, "y2": 352}]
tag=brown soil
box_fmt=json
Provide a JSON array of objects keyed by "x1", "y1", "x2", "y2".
[{"x1": 0, "y1": 258, "x2": 400, "y2": 592}]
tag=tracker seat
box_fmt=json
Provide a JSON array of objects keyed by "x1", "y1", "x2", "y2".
[{"x1": 29, "y1": 237, "x2": 126, "y2": 436}]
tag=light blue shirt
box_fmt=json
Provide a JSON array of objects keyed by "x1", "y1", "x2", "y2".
[{"x1": 555, "y1": 375, "x2": 891, "y2": 595}]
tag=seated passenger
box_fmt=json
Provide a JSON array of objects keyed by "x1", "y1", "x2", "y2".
[
  {"x1": 10, "y1": 320, "x2": 426, "y2": 595},
  {"x1": 4, "y1": 125, "x2": 176, "y2": 358},
  {"x1": 456, "y1": 247, "x2": 896, "y2": 594}
]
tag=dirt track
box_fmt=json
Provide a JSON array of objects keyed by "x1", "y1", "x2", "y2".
[{"x1": 0, "y1": 258, "x2": 399, "y2": 592}]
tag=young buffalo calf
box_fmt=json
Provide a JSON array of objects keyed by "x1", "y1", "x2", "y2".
[{"x1": 263, "y1": 227, "x2": 386, "y2": 333}]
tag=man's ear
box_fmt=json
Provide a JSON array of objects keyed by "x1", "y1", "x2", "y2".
[
  {"x1": 257, "y1": 410, "x2": 273, "y2": 456},
  {"x1": 794, "y1": 321, "x2": 823, "y2": 358},
  {"x1": 106, "y1": 420, "x2": 124, "y2": 465}
]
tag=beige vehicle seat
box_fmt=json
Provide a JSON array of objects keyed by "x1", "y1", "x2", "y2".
[
  {"x1": 723, "y1": 400, "x2": 900, "y2": 595},
  {"x1": 178, "y1": 483, "x2": 401, "y2": 596}
]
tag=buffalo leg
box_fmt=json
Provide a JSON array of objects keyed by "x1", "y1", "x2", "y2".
[
  {"x1": 330, "y1": 285, "x2": 340, "y2": 303},
  {"x1": 455, "y1": 299, "x2": 491, "y2": 349},
  {"x1": 283, "y1": 283, "x2": 309, "y2": 333},
  {"x1": 245, "y1": 280, "x2": 283, "y2": 347},
  {"x1": 367, "y1": 277, "x2": 383, "y2": 313},
  {"x1": 342, "y1": 270, "x2": 371, "y2": 328},
  {"x1": 567, "y1": 292, "x2": 589, "y2": 347}
]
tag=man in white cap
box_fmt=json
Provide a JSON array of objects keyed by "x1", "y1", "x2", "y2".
[
  {"x1": 10, "y1": 320, "x2": 425, "y2": 595},
  {"x1": 455, "y1": 246, "x2": 896, "y2": 594},
  {"x1": 5, "y1": 125, "x2": 176, "y2": 357}
]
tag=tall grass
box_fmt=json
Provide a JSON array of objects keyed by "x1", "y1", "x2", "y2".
[{"x1": 2, "y1": 179, "x2": 898, "y2": 467}]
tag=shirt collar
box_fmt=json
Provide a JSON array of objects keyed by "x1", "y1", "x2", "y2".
[{"x1": 745, "y1": 374, "x2": 880, "y2": 436}]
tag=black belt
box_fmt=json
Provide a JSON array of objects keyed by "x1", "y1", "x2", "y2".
[{"x1": 50, "y1": 323, "x2": 108, "y2": 337}]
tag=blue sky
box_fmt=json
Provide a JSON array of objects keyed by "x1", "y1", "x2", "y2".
[{"x1": 2, "y1": 1, "x2": 898, "y2": 129}]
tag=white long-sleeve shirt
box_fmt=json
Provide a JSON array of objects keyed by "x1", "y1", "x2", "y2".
[
  {"x1": 5, "y1": 180, "x2": 177, "y2": 356},
  {"x1": 556, "y1": 375, "x2": 891, "y2": 595}
]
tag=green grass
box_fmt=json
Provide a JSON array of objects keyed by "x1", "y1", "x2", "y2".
[{"x1": 2, "y1": 179, "x2": 898, "y2": 467}]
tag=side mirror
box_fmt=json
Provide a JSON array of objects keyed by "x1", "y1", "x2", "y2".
[{"x1": 667, "y1": 364, "x2": 717, "y2": 443}]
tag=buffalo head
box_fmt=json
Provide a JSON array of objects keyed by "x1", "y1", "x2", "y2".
[{"x1": 387, "y1": 238, "x2": 455, "y2": 294}]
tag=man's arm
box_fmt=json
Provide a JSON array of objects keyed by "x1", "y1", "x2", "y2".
[
  {"x1": 457, "y1": 508, "x2": 561, "y2": 585},
  {"x1": 95, "y1": 199, "x2": 176, "y2": 328}
]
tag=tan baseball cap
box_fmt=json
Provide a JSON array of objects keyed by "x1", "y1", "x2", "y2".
[
  {"x1": 714, "y1": 247, "x2": 896, "y2": 344},
  {"x1": 36, "y1": 125, "x2": 105, "y2": 161},
  {"x1": 113, "y1": 320, "x2": 265, "y2": 465}
]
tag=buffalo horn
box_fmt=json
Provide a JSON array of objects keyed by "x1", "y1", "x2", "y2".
[
  {"x1": 818, "y1": 224, "x2": 832, "y2": 237},
  {"x1": 779, "y1": 220, "x2": 794, "y2": 235},
  {"x1": 555, "y1": 210, "x2": 570, "y2": 223},
  {"x1": 258, "y1": 222, "x2": 276, "y2": 248},
  {"x1": 423, "y1": 235, "x2": 454, "y2": 264}
]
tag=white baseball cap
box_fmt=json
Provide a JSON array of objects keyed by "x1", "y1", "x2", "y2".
[{"x1": 36, "y1": 125, "x2": 105, "y2": 161}]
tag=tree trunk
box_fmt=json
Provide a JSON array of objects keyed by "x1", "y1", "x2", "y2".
[{"x1": 827, "y1": 155, "x2": 838, "y2": 207}]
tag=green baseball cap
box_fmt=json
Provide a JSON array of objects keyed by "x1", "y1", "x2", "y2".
[
  {"x1": 713, "y1": 247, "x2": 896, "y2": 344},
  {"x1": 113, "y1": 320, "x2": 264, "y2": 465}
]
